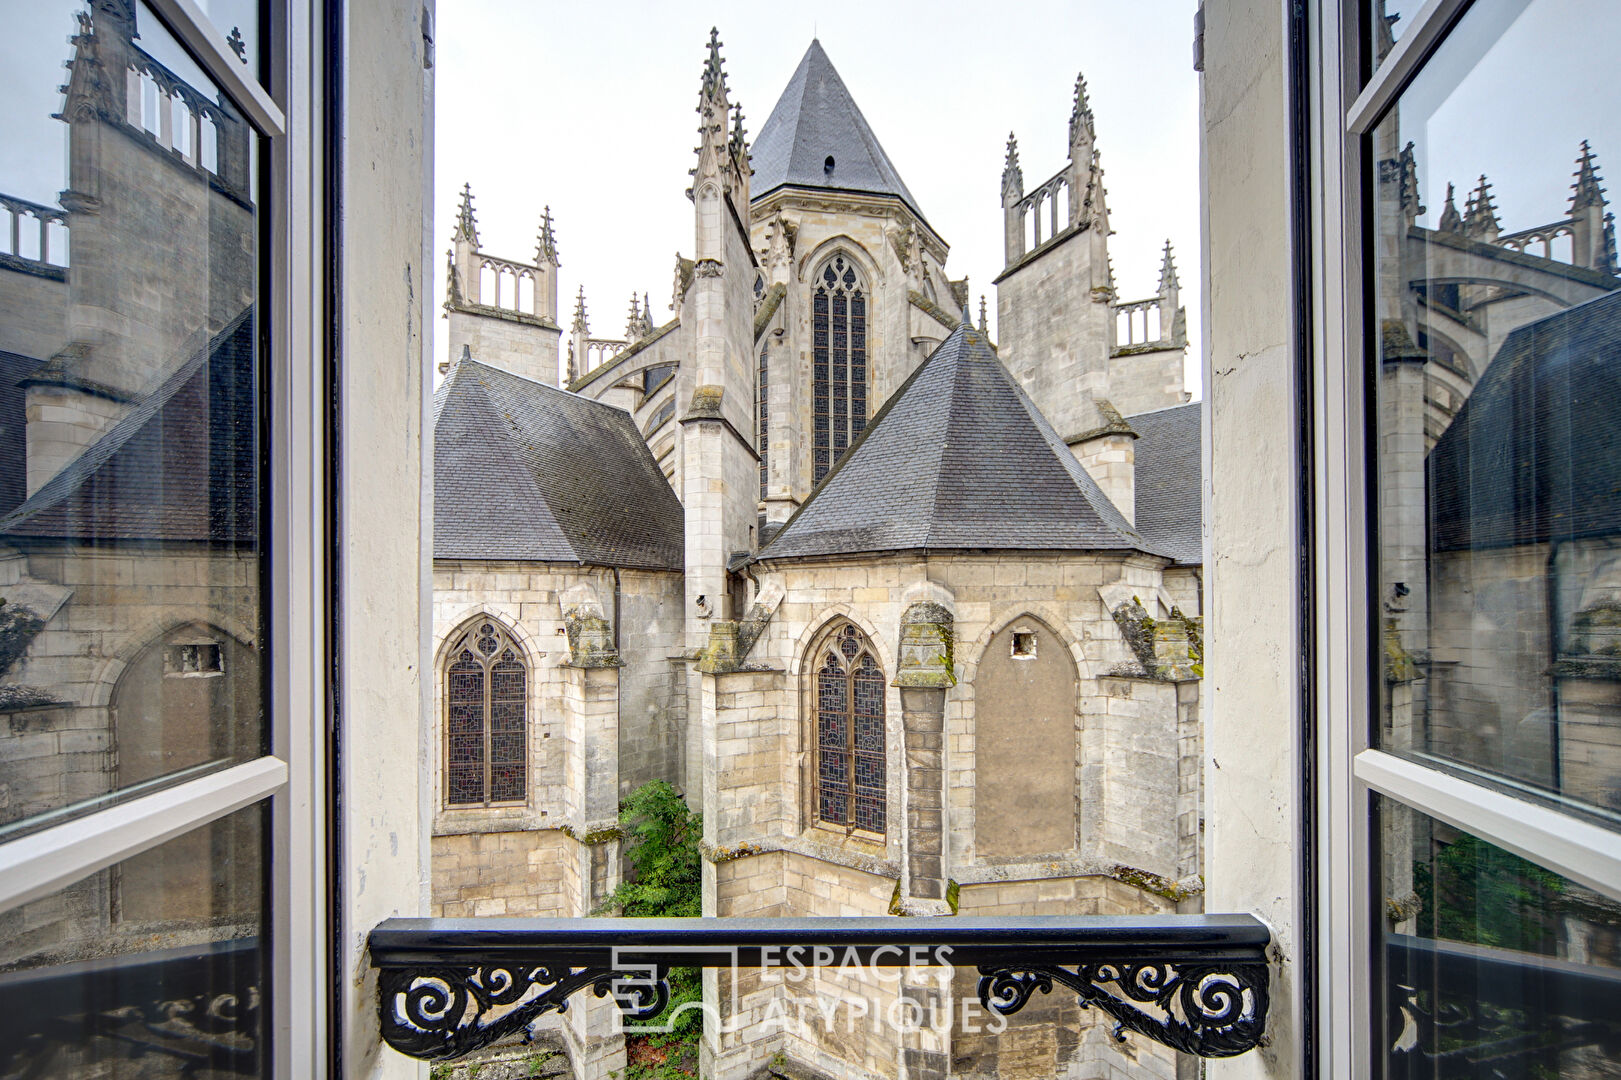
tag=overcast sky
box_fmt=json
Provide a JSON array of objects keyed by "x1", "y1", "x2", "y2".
[{"x1": 433, "y1": 1, "x2": 1205, "y2": 394}]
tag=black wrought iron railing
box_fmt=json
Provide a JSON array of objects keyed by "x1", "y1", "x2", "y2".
[{"x1": 367, "y1": 914, "x2": 1273, "y2": 1062}]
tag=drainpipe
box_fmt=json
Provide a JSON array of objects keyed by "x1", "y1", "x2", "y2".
[{"x1": 612, "y1": 567, "x2": 622, "y2": 654}]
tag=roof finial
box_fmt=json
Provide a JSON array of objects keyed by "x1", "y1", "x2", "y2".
[
  {"x1": 729, "y1": 100, "x2": 747, "y2": 160},
  {"x1": 1069, "y1": 71, "x2": 1095, "y2": 148},
  {"x1": 978, "y1": 295, "x2": 988, "y2": 333},
  {"x1": 537, "y1": 205, "x2": 559, "y2": 265},
  {"x1": 572, "y1": 285, "x2": 589, "y2": 334},
  {"x1": 1158, "y1": 240, "x2": 1180, "y2": 293},
  {"x1": 701, "y1": 27, "x2": 726, "y2": 102},
  {"x1": 1571, "y1": 139, "x2": 1608, "y2": 212},
  {"x1": 1462, "y1": 173, "x2": 1500, "y2": 238},
  {"x1": 1002, "y1": 131, "x2": 1023, "y2": 200},
  {"x1": 454, "y1": 182, "x2": 479, "y2": 247}
]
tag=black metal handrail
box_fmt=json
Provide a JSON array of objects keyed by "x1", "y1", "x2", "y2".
[{"x1": 369, "y1": 914, "x2": 1272, "y2": 1062}]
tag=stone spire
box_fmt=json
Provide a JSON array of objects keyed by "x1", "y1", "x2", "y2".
[
  {"x1": 1068, "y1": 71, "x2": 1096, "y2": 153},
  {"x1": 625, "y1": 293, "x2": 652, "y2": 340},
  {"x1": 1571, "y1": 140, "x2": 1607, "y2": 212},
  {"x1": 1001, "y1": 132, "x2": 1023, "y2": 202},
  {"x1": 729, "y1": 101, "x2": 747, "y2": 162},
  {"x1": 643, "y1": 293, "x2": 654, "y2": 329},
  {"x1": 454, "y1": 182, "x2": 479, "y2": 247},
  {"x1": 536, "y1": 205, "x2": 559, "y2": 265},
  {"x1": 691, "y1": 27, "x2": 736, "y2": 199},
  {"x1": 1437, "y1": 181, "x2": 1462, "y2": 232},
  {"x1": 1462, "y1": 174, "x2": 1499, "y2": 240},
  {"x1": 1157, "y1": 240, "x2": 1180, "y2": 293},
  {"x1": 978, "y1": 295, "x2": 988, "y2": 333},
  {"x1": 1397, "y1": 141, "x2": 1424, "y2": 223},
  {"x1": 571, "y1": 285, "x2": 589, "y2": 334}
]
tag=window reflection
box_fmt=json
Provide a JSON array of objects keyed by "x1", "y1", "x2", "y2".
[
  {"x1": 0, "y1": 2, "x2": 263, "y2": 827},
  {"x1": 1372, "y1": 0, "x2": 1621, "y2": 818},
  {"x1": 0, "y1": 804, "x2": 265, "y2": 1077},
  {"x1": 1378, "y1": 797, "x2": 1620, "y2": 1077}
]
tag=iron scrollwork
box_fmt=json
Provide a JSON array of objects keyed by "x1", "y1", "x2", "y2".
[
  {"x1": 976, "y1": 960, "x2": 1269, "y2": 1058},
  {"x1": 377, "y1": 964, "x2": 669, "y2": 1061}
]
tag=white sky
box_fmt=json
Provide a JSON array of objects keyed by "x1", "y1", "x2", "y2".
[{"x1": 432, "y1": 0, "x2": 1205, "y2": 396}]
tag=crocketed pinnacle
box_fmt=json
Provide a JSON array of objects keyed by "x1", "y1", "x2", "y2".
[
  {"x1": 1068, "y1": 72, "x2": 1095, "y2": 147},
  {"x1": 454, "y1": 182, "x2": 479, "y2": 247},
  {"x1": 537, "y1": 205, "x2": 559, "y2": 264},
  {"x1": 701, "y1": 27, "x2": 726, "y2": 104},
  {"x1": 1463, "y1": 174, "x2": 1499, "y2": 236},
  {"x1": 1002, "y1": 132, "x2": 1023, "y2": 199},
  {"x1": 1157, "y1": 240, "x2": 1179, "y2": 293},
  {"x1": 571, "y1": 285, "x2": 589, "y2": 334},
  {"x1": 1571, "y1": 140, "x2": 1608, "y2": 212}
]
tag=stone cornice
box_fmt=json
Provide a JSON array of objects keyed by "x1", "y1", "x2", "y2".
[{"x1": 750, "y1": 187, "x2": 949, "y2": 262}]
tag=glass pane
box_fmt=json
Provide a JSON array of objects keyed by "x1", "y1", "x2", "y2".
[
  {"x1": 0, "y1": 3, "x2": 263, "y2": 833},
  {"x1": 0, "y1": 803, "x2": 267, "y2": 1076},
  {"x1": 1371, "y1": 0, "x2": 1621, "y2": 820},
  {"x1": 1376, "y1": 796, "x2": 1620, "y2": 1077}
]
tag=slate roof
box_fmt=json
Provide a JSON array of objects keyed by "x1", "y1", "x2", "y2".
[
  {"x1": 434, "y1": 359, "x2": 683, "y2": 570},
  {"x1": 1429, "y1": 290, "x2": 1621, "y2": 551},
  {"x1": 761, "y1": 325, "x2": 1162, "y2": 560},
  {"x1": 0, "y1": 351, "x2": 41, "y2": 520},
  {"x1": 1128, "y1": 402, "x2": 1202, "y2": 567},
  {"x1": 0, "y1": 312, "x2": 257, "y2": 544},
  {"x1": 750, "y1": 40, "x2": 926, "y2": 223}
]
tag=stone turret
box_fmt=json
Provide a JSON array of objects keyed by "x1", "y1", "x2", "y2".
[
  {"x1": 995, "y1": 71, "x2": 1120, "y2": 446},
  {"x1": 442, "y1": 184, "x2": 563, "y2": 385}
]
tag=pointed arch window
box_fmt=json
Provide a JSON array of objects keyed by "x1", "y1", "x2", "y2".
[
  {"x1": 814, "y1": 624, "x2": 886, "y2": 833},
  {"x1": 812, "y1": 254, "x2": 868, "y2": 485},
  {"x1": 445, "y1": 620, "x2": 527, "y2": 807}
]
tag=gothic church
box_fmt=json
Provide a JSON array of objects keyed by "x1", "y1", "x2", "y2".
[{"x1": 429, "y1": 31, "x2": 1203, "y2": 1080}]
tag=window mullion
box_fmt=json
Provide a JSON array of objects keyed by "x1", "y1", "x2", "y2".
[
  {"x1": 0, "y1": 756, "x2": 287, "y2": 916},
  {"x1": 1354, "y1": 749, "x2": 1621, "y2": 901}
]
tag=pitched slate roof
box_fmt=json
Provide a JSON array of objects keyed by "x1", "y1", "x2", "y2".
[
  {"x1": 750, "y1": 40, "x2": 926, "y2": 222},
  {"x1": 0, "y1": 351, "x2": 41, "y2": 519},
  {"x1": 0, "y1": 312, "x2": 257, "y2": 544},
  {"x1": 434, "y1": 359, "x2": 683, "y2": 570},
  {"x1": 1429, "y1": 290, "x2": 1621, "y2": 551},
  {"x1": 1128, "y1": 402, "x2": 1202, "y2": 567},
  {"x1": 761, "y1": 326, "x2": 1161, "y2": 560}
]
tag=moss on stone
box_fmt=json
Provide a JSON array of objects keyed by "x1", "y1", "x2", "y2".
[
  {"x1": 0, "y1": 598, "x2": 45, "y2": 679},
  {"x1": 560, "y1": 824, "x2": 624, "y2": 846},
  {"x1": 1108, "y1": 864, "x2": 1202, "y2": 903},
  {"x1": 753, "y1": 282, "x2": 786, "y2": 340},
  {"x1": 907, "y1": 289, "x2": 961, "y2": 332}
]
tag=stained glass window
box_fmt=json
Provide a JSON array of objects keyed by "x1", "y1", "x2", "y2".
[
  {"x1": 811, "y1": 255, "x2": 868, "y2": 486},
  {"x1": 444, "y1": 621, "x2": 527, "y2": 807},
  {"x1": 814, "y1": 624, "x2": 885, "y2": 833}
]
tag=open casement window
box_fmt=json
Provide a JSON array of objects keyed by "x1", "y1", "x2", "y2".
[
  {"x1": 814, "y1": 623, "x2": 886, "y2": 834},
  {"x1": 1312, "y1": 0, "x2": 1621, "y2": 1073},
  {"x1": 0, "y1": 0, "x2": 332, "y2": 1074},
  {"x1": 811, "y1": 254, "x2": 869, "y2": 485},
  {"x1": 445, "y1": 620, "x2": 528, "y2": 807}
]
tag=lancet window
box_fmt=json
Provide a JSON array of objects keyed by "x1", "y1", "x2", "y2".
[
  {"x1": 814, "y1": 624, "x2": 886, "y2": 833},
  {"x1": 811, "y1": 254, "x2": 868, "y2": 485},
  {"x1": 445, "y1": 620, "x2": 527, "y2": 807}
]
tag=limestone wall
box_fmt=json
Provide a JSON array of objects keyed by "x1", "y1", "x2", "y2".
[
  {"x1": 0, "y1": 266, "x2": 65, "y2": 362},
  {"x1": 1110, "y1": 343, "x2": 1190, "y2": 416},
  {"x1": 431, "y1": 560, "x2": 684, "y2": 822},
  {"x1": 701, "y1": 550, "x2": 1201, "y2": 1079},
  {"x1": 447, "y1": 308, "x2": 561, "y2": 387},
  {"x1": 994, "y1": 226, "x2": 1113, "y2": 442}
]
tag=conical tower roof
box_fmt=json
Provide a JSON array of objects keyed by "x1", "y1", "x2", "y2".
[
  {"x1": 750, "y1": 40, "x2": 926, "y2": 222},
  {"x1": 762, "y1": 326, "x2": 1160, "y2": 560}
]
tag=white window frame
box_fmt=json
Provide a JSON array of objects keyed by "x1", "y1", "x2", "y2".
[
  {"x1": 1309, "y1": 1, "x2": 1621, "y2": 1076},
  {"x1": 0, "y1": 2, "x2": 328, "y2": 1077}
]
